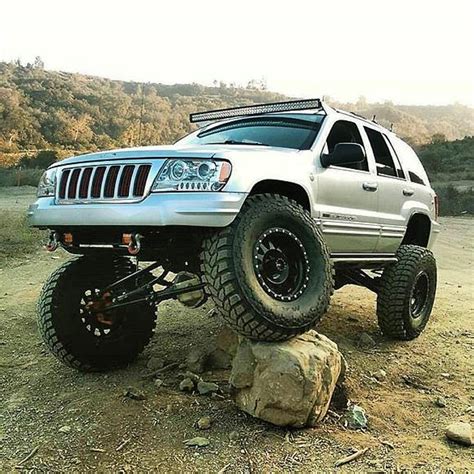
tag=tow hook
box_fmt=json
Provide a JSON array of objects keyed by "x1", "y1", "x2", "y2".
[
  {"x1": 127, "y1": 233, "x2": 143, "y2": 255},
  {"x1": 45, "y1": 231, "x2": 60, "y2": 252}
]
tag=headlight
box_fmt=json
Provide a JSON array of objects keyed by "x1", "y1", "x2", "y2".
[
  {"x1": 37, "y1": 169, "x2": 57, "y2": 197},
  {"x1": 152, "y1": 159, "x2": 232, "y2": 192}
]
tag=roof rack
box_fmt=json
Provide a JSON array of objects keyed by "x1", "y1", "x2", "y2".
[{"x1": 190, "y1": 98, "x2": 323, "y2": 123}]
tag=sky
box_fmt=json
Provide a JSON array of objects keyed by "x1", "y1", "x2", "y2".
[{"x1": 1, "y1": 0, "x2": 473, "y2": 106}]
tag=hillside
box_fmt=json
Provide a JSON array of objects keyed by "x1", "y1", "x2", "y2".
[
  {"x1": 418, "y1": 136, "x2": 474, "y2": 181},
  {"x1": 0, "y1": 62, "x2": 286, "y2": 166},
  {"x1": 418, "y1": 136, "x2": 474, "y2": 215},
  {"x1": 1, "y1": 61, "x2": 474, "y2": 167}
]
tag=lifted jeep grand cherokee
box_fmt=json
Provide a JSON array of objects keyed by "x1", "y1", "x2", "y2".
[{"x1": 28, "y1": 99, "x2": 440, "y2": 371}]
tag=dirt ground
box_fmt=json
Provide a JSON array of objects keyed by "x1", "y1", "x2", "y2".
[{"x1": 0, "y1": 191, "x2": 473, "y2": 472}]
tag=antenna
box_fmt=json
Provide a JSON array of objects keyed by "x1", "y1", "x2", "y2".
[
  {"x1": 371, "y1": 114, "x2": 377, "y2": 123},
  {"x1": 390, "y1": 123, "x2": 394, "y2": 132}
]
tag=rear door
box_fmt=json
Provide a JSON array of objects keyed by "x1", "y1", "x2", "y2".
[
  {"x1": 314, "y1": 119, "x2": 380, "y2": 254},
  {"x1": 362, "y1": 126, "x2": 409, "y2": 252}
]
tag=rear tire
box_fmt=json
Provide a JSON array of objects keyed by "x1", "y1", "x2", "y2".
[
  {"x1": 377, "y1": 245, "x2": 437, "y2": 340},
  {"x1": 201, "y1": 194, "x2": 333, "y2": 341},
  {"x1": 38, "y1": 257, "x2": 157, "y2": 371}
]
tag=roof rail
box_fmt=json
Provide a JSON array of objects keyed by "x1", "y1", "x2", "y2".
[
  {"x1": 349, "y1": 111, "x2": 368, "y2": 121},
  {"x1": 336, "y1": 109, "x2": 393, "y2": 133},
  {"x1": 190, "y1": 98, "x2": 323, "y2": 123}
]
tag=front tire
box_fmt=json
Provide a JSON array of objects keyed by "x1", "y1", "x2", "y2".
[
  {"x1": 38, "y1": 257, "x2": 157, "y2": 371},
  {"x1": 377, "y1": 245, "x2": 437, "y2": 340},
  {"x1": 201, "y1": 194, "x2": 333, "y2": 341}
]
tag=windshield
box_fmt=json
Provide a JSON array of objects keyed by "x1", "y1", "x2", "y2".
[{"x1": 178, "y1": 113, "x2": 324, "y2": 150}]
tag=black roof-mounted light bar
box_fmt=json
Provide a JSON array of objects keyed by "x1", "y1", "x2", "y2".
[{"x1": 190, "y1": 98, "x2": 323, "y2": 123}]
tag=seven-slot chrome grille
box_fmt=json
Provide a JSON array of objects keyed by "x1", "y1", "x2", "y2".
[{"x1": 57, "y1": 163, "x2": 152, "y2": 203}]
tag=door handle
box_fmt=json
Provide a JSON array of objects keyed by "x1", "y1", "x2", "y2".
[
  {"x1": 403, "y1": 188, "x2": 414, "y2": 196},
  {"x1": 362, "y1": 182, "x2": 378, "y2": 192}
]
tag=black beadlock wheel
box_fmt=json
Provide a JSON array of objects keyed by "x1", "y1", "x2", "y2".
[
  {"x1": 37, "y1": 257, "x2": 157, "y2": 371},
  {"x1": 377, "y1": 245, "x2": 437, "y2": 340},
  {"x1": 201, "y1": 194, "x2": 334, "y2": 341}
]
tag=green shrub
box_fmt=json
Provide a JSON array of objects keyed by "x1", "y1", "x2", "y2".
[
  {"x1": 0, "y1": 168, "x2": 44, "y2": 187},
  {"x1": 434, "y1": 185, "x2": 474, "y2": 216},
  {"x1": 19, "y1": 150, "x2": 58, "y2": 169}
]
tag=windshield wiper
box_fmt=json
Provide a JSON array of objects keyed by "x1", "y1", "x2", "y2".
[{"x1": 206, "y1": 140, "x2": 270, "y2": 146}]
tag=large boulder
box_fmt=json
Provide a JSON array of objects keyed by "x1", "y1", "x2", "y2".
[{"x1": 230, "y1": 330, "x2": 344, "y2": 427}]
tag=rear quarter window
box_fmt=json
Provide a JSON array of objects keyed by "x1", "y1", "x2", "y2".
[{"x1": 389, "y1": 137, "x2": 430, "y2": 186}]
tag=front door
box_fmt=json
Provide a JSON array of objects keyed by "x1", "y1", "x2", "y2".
[{"x1": 313, "y1": 120, "x2": 379, "y2": 254}]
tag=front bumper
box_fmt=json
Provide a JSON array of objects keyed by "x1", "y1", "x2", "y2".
[{"x1": 27, "y1": 192, "x2": 247, "y2": 228}]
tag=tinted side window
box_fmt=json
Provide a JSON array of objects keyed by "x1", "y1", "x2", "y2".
[
  {"x1": 383, "y1": 135, "x2": 405, "y2": 179},
  {"x1": 326, "y1": 120, "x2": 368, "y2": 171},
  {"x1": 364, "y1": 127, "x2": 397, "y2": 177},
  {"x1": 391, "y1": 138, "x2": 429, "y2": 186}
]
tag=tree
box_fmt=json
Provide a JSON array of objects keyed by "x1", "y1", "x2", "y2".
[
  {"x1": 431, "y1": 133, "x2": 447, "y2": 144},
  {"x1": 19, "y1": 150, "x2": 58, "y2": 168},
  {"x1": 0, "y1": 60, "x2": 473, "y2": 168},
  {"x1": 34, "y1": 56, "x2": 45, "y2": 69}
]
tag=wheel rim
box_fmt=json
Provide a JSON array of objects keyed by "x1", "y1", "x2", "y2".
[
  {"x1": 409, "y1": 271, "x2": 430, "y2": 319},
  {"x1": 253, "y1": 227, "x2": 310, "y2": 302},
  {"x1": 80, "y1": 288, "x2": 117, "y2": 337}
]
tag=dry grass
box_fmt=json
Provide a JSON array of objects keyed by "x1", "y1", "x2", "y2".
[
  {"x1": 0, "y1": 210, "x2": 45, "y2": 264},
  {"x1": 0, "y1": 187, "x2": 45, "y2": 264}
]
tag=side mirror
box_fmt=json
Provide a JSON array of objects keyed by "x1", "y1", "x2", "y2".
[{"x1": 321, "y1": 143, "x2": 366, "y2": 168}]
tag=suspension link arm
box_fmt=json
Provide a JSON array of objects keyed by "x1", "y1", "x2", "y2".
[{"x1": 103, "y1": 282, "x2": 206, "y2": 312}]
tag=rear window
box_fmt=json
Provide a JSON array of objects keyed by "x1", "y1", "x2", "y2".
[
  {"x1": 178, "y1": 114, "x2": 324, "y2": 150},
  {"x1": 390, "y1": 137, "x2": 429, "y2": 186}
]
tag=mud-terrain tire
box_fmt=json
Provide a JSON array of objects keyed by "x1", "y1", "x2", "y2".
[
  {"x1": 377, "y1": 245, "x2": 437, "y2": 340},
  {"x1": 37, "y1": 257, "x2": 156, "y2": 371},
  {"x1": 201, "y1": 194, "x2": 333, "y2": 341}
]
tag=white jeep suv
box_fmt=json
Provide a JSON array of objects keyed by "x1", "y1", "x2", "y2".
[{"x1": 29, "y1": 99, "x2": 440, "y2": 371}]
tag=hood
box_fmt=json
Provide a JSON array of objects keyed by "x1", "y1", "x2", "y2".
[{"x1": 50, "y1": 143, "x2": 299, "y2": 168}]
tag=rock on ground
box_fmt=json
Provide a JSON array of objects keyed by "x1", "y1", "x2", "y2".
[
  {"x1": 197, "y1": 416, "x2": 212, "y2": 430},
  {"x1": 434, "y1": 396, "x2": 447, "y2": 408},
  {"x1": 343, "y1": 404, "x2": 368, "y2": 429},
  {"x1": 146, "y1": 356, "x2": 165, "y2": 371},
  {"x1": 179, "y1": 378, "x2": 195, "y2": 392},
  {"x1": 197, "y1": 381, "x2": 219, "y2": 395},
  {"x1": 445, "y1": 422, "x2": 473, "y2": 446},
  {"x1": 183, "y1": 437, "x2": 210, "y2": 447},
  {"x1": 123, "y1": 387, "x2": 146, "y2": 401},
  {"x1": 186, "y1": 347, "x2": 208, "y2": 374},
  {"x1": 230, "y1": 330, "x2": 344, "y2": 427},
  {"x1": 216, "y1": 325, "x2": 240, "y2": 356}
]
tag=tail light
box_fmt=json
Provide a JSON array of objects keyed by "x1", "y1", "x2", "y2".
[{"x1": 434, "y1": 194, "x2": 439, "y2": 221}]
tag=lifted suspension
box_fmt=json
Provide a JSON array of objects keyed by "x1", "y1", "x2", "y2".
[
  {"x1": 98, "y1": 261, "x2": 207, "y2": 312},
  {"x1": 336, "y1": 267, "x2": 381, "y2": 294}
]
